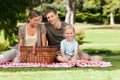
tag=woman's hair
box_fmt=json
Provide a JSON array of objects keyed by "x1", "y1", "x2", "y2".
[
  {"x1": 64, "y1": 25, "x2": 75, "y2": 34},
  {"x1": 27, "y1": 10, "x2": 41, "y2": 22},
  {"x1": 44, "y1": 7, "x2": 57, "y2": 16}
]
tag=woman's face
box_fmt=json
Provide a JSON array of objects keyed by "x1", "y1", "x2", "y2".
[
  {"x1": 28, "y1": 16, "x2": 42, "y2": 27},
  {"x1": 46, "y1": 12, "x2": 58, "y2": 25},
  {"x1": 64, "y1": 29, "x2": 75, "y2": 41}
]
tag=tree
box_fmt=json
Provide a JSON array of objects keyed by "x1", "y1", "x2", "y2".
[
  {"x1": 82, "y1": 0, "x2": 101, "y2": 13},
  {"x1": 0, "y1": 0, "x2": 32, "y2": 45},
  {"x1": 65, "y1": 0, "x2": 76, "y2": 25},
  {"x1": 103, "y1": 0, "x2": 120, "y2": 25}
]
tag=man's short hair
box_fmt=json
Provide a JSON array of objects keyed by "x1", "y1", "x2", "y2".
[{"x1": 44, "y1": 7, "x2": 57, "y2": 16}]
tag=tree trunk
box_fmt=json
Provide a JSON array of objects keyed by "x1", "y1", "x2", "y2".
[
  {"x1": 65, "y1": 0, "x2": 70, "y2": 24},
  {"x1": 110, "y1": 11, "x2": 115, "y2": 25},
  {"x1": 65, "y1": 0, "x2": 76, "y2": 25},
  {"x1": 40, "y1": 0, "x2": 42, "y2": 5}
]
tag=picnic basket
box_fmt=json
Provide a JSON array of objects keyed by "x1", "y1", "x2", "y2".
[{"x1": 20, "y1": 46, "x2": 57, "y2": 63}]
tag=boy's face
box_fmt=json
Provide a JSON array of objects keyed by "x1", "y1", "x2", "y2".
[
  {"x1": 64, "y1": 29, "x2": 75, "y2": 41},
  {"x1": 46, "y1": 12, "x2": 58, "y2": 25}
]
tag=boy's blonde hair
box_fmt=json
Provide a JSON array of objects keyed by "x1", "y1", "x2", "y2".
[{"x1": 64, "y1": 25, "x2": 75, "y2": 33}]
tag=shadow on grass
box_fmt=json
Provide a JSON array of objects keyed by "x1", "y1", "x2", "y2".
[
  {"x1": 83, "y1": 48, "x2": 120, "y2": 55},
  {"x1": 0, "y1": 48, "x2": 120, "y2": 72}
]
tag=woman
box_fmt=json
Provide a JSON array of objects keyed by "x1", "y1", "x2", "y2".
[{"x1": 0, "y1": 10, "x2": 46, "y2": 63}]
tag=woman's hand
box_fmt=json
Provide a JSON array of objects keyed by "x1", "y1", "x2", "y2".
[{"x1": 32, "y1": 46, "x2": 36, "y2": 54}]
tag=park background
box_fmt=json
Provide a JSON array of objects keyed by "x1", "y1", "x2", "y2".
[{"x1": 0, "y1": 0, "x2": 120, "y2": 80}]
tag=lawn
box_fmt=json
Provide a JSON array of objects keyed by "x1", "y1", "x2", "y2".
[
  {"x1": 0, "y1": 30, "x2": 5, "y2": 42},
  {"x1": 80, "y1": 29, "x2": 120, "y2": 51},
  {"x1": 0, "y1": 23, "x2": 120, "y2": 80},
  {"x1": 0, "y1": 70, "x2": 120, "y2": 80}
]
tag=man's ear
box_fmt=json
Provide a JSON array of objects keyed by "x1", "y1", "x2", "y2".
[
  {"x1": 56, "y1": 14, "x2": 59, "y2": 18},
  {"x1": 40, "y1": 16, "x2": 42, "y2": 22}
]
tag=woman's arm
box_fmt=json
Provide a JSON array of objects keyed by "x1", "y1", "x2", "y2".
[
  {"x1": 18, "y1": 39, "x2": 23, "y2": 50},
  {"x1": 41, "y1": 34, "x2": 46, "y2": 46},
  {"x1": 40, "y1": 24, "x2": 47, "y2": 46},
  {"x1": 18, "y1": 27, "x2": 24, "y2": 50}
]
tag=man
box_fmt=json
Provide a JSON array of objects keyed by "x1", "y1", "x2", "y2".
[{"x1": 44, "y1": 7, "x2": 97, "y2": 62}]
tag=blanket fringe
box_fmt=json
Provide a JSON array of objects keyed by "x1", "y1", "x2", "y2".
[{"x1": 0, "y1": 61, "x2": 112, "y2": 68}]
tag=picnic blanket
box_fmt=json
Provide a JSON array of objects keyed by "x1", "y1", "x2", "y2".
[{"x1": 0, "y1": 61, "x2": 112, "y2": 68}]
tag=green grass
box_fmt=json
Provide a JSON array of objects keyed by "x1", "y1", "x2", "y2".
[
  {"x1": 0, "y1": 70, "x2": 120, "y2": 80},
  {"x1": 83, "y1": 29, "x2": 120, "y2": 43},
  {"x1": 80, "y1": 29, "x2": 120, "y2": 51},
  {"x1": 0, "y1": 23, "x2": 120, "y2": 80}
]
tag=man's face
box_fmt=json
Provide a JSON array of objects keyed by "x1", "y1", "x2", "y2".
[{"x1": 46, "y1": 12, "x2": 58, "y2": 25}]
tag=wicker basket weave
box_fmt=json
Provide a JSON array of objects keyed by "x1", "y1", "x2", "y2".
[{"x1": 20, "y1": 46, "x2": 57, "y2": 63}]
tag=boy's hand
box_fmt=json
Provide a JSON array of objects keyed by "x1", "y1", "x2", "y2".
[
  {"x1": 71, "y1": 57, "x2": 76, "y2": 63},
  {"x1": 63, "y1": 56, "x2": 69, "y2": 63}
]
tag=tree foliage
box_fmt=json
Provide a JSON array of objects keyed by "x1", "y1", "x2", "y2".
[
  {"x1": 0, "y1": 0, "x2": 31, "y2": 45},
  {"x1": 103, "y1": 0, "x2": 120, "y2": 25},
  {"x1": 83, "y1": 0, "x2": 101, "y2": 10},
  {"x1": 103, "y1": 0, "x2": 120, "y2": 14},
  {"x1": 1, "y1": 0, "x2": 120, "y2": 46}
]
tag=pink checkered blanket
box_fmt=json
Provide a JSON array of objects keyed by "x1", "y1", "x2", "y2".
[{"x1": 0, "y1": 61, "x2": 112, "y2": 68}]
